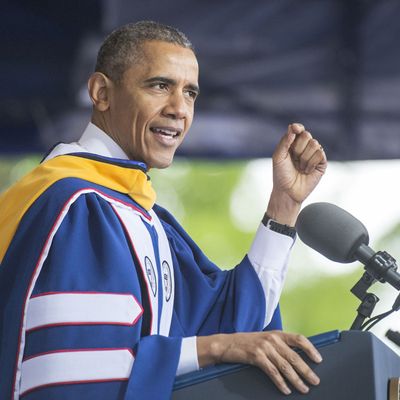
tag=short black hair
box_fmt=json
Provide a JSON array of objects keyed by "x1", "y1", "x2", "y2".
[{"x1": 95, "y1": 20, "x2": 194, "y2": 83}]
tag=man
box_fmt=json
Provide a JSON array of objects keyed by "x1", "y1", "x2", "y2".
[{"x1": 0, "y1": 21, "x2": 327, "y2": 399}]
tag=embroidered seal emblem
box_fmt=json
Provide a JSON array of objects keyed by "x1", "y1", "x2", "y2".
[
  {"x1": 144, "y1": 256, "x2": 157, "y2": 297},
  {"x1": 162, "y1": 261, "x2": 172, "y2": 302}
]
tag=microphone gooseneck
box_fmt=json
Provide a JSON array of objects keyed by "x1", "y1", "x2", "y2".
[{"x1": 296, "y1": 202, "x2": 400, "y2": 331}]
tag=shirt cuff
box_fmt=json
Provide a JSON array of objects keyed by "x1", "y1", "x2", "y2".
[
  {"x1": 249, "y1": 222, "x2": 295, "y2": 271},
  {"x1": 176, "y1": 336, "x2": 199, "y2": 376},
  {"x1": 248, "y1": 222, "x2": 295, "y2": 327}
]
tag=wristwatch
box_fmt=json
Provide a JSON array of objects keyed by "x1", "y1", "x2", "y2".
[{"x1": 262, "y1": 214, "x2": 297, "y2": 239}]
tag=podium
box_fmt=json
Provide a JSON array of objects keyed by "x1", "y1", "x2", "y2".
[{"x1": 173, "y1": 331, "x2": 400, "y2": 399}]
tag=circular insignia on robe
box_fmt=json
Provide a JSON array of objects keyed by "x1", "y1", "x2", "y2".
[
  {"x1": 162, "y1": 261, "x2": 172, "y2": 302},
  {"x1": 144, "y1": 256, "x2": 157, "y2": 297}
]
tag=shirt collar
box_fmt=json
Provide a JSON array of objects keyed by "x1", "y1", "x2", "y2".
[{"x1": 78, "y1": 122, "x2": 129, "y2": 160}]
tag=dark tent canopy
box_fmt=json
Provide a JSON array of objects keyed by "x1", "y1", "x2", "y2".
[{"x1": 1, "y1": 0, "x2": 399, "y2": 160}]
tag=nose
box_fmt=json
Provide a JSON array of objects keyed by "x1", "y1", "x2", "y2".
[{"x1": 162, "y1": 91, "x2": 188, "y2": 120}]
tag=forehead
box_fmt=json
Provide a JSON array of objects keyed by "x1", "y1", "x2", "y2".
[{"x1": 124, "y1": 41, "x2": 199, "y2": 84}]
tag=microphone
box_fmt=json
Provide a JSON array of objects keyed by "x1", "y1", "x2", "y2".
[{"x1": 296, "y1": 202, "x2": 400, "y2": 291}]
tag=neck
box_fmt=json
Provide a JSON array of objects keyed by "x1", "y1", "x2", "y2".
[
  {"x1": 91, "y1": 111, "x2": 130, "y2": 158},
  {"x1": 91, "y1": 112, "x2": 110, "y2": 138}
]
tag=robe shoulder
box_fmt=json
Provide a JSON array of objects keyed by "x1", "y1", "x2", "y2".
[
  {"x1": 0, "y1": 153, "x2": 154, "y2": 263},
  {"x1": 0, "y1": 175, "x2": 178, "y2": 399}
]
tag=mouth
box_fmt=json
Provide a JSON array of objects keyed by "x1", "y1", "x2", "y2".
[{"x1": 150, "y1": 127, "x2": 182, "y2": 139}]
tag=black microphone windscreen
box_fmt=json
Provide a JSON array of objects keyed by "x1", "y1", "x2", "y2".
[{"x1": 296, "y1": 202, "x2": 370, "y2": 263}]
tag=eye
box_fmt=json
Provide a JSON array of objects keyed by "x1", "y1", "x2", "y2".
[
  {"x1": 153, "y1": 82, "x2": 168, "y2": 90},
  {"x1": 185, "y1": 90, "x2": 198, "y2": 100}
]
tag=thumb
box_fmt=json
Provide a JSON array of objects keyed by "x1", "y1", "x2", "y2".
[{"x1": 273, "y1": 125, "x2": 297, "y2": 162}]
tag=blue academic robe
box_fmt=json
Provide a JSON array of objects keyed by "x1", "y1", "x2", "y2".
[{"x1": 0, "y1": 153, "x2": 281, "y2": 399}]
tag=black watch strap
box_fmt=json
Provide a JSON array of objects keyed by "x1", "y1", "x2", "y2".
[{"x1": 262, "y1": 214, "x2": 296, "y2": 239}]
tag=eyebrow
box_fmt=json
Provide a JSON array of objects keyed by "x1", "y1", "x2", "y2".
[{"x1": 143, "y1": 76, "x2": 200, "y2": 95}]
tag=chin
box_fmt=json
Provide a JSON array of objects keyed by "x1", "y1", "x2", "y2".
[{"x1": 148, "y1": 156, "x2": 174, "y2": 170}]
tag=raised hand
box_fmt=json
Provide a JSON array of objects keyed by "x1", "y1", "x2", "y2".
[{"x1": 266, "y1": 123, "x2": 327, "y2": 226}]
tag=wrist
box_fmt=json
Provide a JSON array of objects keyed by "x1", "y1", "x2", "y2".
[
  {"x1": 197, "y1": 334, "x2": 226, "y2": 368},
  {"x1": 266, "y1": 189, "x2": 301, "y2": 226}
]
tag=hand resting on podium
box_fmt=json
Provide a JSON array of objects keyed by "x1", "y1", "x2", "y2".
[{"x1": 197, "y1": 330, "x2": 322, "y2": 395}]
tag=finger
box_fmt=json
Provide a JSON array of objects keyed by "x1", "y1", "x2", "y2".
[
  {"x1": 298, "y1": 138, "x2": 322, "y2": 171},
  {"x1": 303, "y1": 147, "x2": 327, "y2": 174},
  {"x1": 274, "y1": 123, "x2": 308, "y2": 163},
  {"x1": 268, "y1": 350, "x2": 311, "y2": 394},
  {"x1": 288, "y1": 122, "x2": 305, "y2": 135},
  {"x1": 277, "y1": 123, "x2": 306, "y2": 152},
  {"x1": 272, "y1": 130, "x2": 296, "y2": 164},
  {"x1": 259, "y1": 357, "x2": 292, "y2": 395},
  {"x1": 284, "y1": 333, "x2": 323, "y2": 364},
  {"x1": 278, "y1": 124, "x2": 301, "y2": 152},
  {"x1": 277, "y1": 345, "x2": 321, "y2": 387},
  {"x1": 291, "y1": 129, "x2": 312, "y2": 154}
]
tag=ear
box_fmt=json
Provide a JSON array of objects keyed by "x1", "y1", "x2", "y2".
[{"x1": 87, "y1": 72, "x2": 112, "y2": 112}]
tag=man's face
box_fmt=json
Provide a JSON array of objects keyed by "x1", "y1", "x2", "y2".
[{"x1": 106, "y1": 41, "x2": 199, "y2": 169}]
